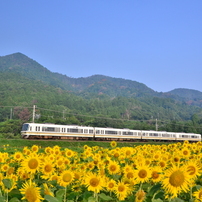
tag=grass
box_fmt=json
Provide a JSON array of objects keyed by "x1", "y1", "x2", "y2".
[{"x1": 0, "y1": 137, "x2": 174, "y2": 153}]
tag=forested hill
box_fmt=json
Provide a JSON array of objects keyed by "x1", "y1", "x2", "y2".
[{"x1": 1, "y1": 52, "x2": 202, "y2": 135}]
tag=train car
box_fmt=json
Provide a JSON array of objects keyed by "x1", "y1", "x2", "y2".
[
  {"x1": 21, "y1": 123, "x2": 201, "y2": 142},
  {"x1": 94, "y1": 127, "x2": 142, "y2": 140},
  {"x1": 175, "y1": 132, "x2": 201, "y2": 142},
  {"x1": 21, "y1": 123, "x2": 94, "y2": 140},
  {"x1": 141, "y1": 131, "x2": 177, "y2": 141}
]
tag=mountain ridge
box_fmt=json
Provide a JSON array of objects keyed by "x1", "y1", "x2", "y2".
[{"x1": 1, "y1": 52, "x2": 202, "y2": 107}]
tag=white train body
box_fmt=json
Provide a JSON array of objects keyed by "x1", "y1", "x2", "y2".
[{"x1": 21, "y1": 123, "x2": 201, "y2": 142}]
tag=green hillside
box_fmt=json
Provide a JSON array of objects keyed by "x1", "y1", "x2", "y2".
[{"x1": 1, "y1": 52, "x2": 202, "y2": 137}]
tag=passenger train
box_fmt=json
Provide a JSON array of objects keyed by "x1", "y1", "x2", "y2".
[{"x1": 21, "y1": 123, "x2": 201, "y2": 142}]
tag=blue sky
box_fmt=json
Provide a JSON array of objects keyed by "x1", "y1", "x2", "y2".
[{"x1": 1, "y1": 1, "x2": 202, "y2": 92}]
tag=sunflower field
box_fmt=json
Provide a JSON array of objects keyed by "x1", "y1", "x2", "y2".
[{"x1": 0, "y1": 140, "x2": 202, "y2": 202}]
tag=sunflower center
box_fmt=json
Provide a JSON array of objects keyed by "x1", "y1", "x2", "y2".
[
  {"x1": 138, "y1": 169, "x2": 147, "y2": 178},
  {"x1": 152, "y1": 171, "x2": 159, "y2": 179},
  {"x1": 16, "y1": 154, "x2": 21, "y2": 158},
  {"x1": 110, "y1": 165, "x2": 117, "y2": 171},
  {"x1": 45, "y1": 164, "x2": 52, "y2": 172},
  {"x1": 174, "y1": 157, "x2": 179, "y2": 162},
  {"x1": 127, "y1": 172, "x2": 134, "y2": 179},
  {"x1": 90, "y1": 178, "x2": 99, "y2": 187},
  {"x1": 28, "y1": 159, "x2": 38, "y2": 169},
  {"x1": 183, "y1": 150, "x2": 188, "y2": 155},
  {"x1": 114, "y1": 153, "x2": 119, "y2": 158},
  {"x1": 169, "y1": 170, "x2": 185, "y2": 187},
  {"x1": 63, "y1": 173, "x2": 72, "y2": 182},
  {"x1": 160, "y1": 162, "x2": 166, "y2": 167},
  {"x1": 108, "y1": 182, "x2": 114, "y2": 188},
  {"x1": 118, "y1": 185, "x2": 125, "y2": 192},
  {"x1": 187, "y1": 166, "x2": 196, "y2": 175}
]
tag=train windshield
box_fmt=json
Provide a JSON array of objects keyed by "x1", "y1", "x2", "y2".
[{"x1": 22, "y1": 124, "x2": 29, "y2": 131}]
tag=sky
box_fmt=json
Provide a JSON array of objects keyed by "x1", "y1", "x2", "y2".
[{"x1": 0, "y1": 1, "x2": 202, "y2": 92}]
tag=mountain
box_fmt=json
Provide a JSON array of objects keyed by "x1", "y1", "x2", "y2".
[
  {"x1": 0, "y1": 52, "x2": 159, "y2": 98},
  {"x1": 1, "y1": 52, "x2": 202, "y2": 102},
  {"x1": 1, "y1": 52, "x2": 202, "y2": 124}
]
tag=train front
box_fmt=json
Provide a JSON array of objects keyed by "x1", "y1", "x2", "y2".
[{"x1": 21, "y1": 123, "x2": 30, "y2": 138}]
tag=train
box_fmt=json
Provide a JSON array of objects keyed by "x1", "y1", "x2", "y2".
[{"x1": 21, "y1": 123, "x2": 201, "y2": 142}]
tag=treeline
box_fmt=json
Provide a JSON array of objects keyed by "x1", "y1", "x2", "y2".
[
  {"x1": 1, "y1": 108, "x2": 202, "y2": 139},
  {"x1": 1, "y1": 72, "x2": 202, "y2": 138}
]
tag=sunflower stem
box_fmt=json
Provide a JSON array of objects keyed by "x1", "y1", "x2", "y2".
[{"x1": 63, "y1": 186, "x2": 67, "y2": 202}]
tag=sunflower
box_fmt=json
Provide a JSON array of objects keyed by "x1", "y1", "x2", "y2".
[
  {"x1": 65, "y1": 149, "x2": 75, "y2": 158},
  {"x1": 150, "y1": 166, "x2": 163, "y2": 183},
  {"x1": 59, "y1": 170, "x2": 74, "y2": 187},
  {"x1": 162, "y1": 165, "x2": 192, "y2": 198},
  {"x1": 20, "y1": 180, "x2": 44, "y2": 202},
  {"x1": 185, "y1": 160, "x2": 202, "y2": 179},
  {"x1": 31, "y1": 145, "x2": 39, "y2": 153},
  {"x1": 134, "y1": 164, "x2": 152, "y2": 184},
  {"x1": 13, "y1": 151, "x2": 24, "y2": 162},
  {"x1": 40, "y1": 160, "x2": 55, "y2": 177},
  {"x1": 106, "y1": 178, "x2": 116, "y2": 192},
  {"x1": 193, "y1": 187, "x2": 202, "y2": 201},
  {"x1": 21, "y1": 154, "x2": 41, "y2": 174},
  {"x1": 135, "y1": 189, "x2": 146, "y2": 202},
  {"x1": 107, "y1": 161, "x2": 120, "y2": 175},
  {"x1": 1, "y1": 164, "x2": 9, "y2": 172},
  {"x1": 124, "y1": 169, "x2": 136, "y2": 180},
  {"x1": 114, "y1": 181, "x2": 130, "y2": 201},
  {"x1": 84, "y1": 172, "x2": 104, "y2": 193},
  {"x1": 110, "y1": 141, "x2": 117, "y2": 148}
]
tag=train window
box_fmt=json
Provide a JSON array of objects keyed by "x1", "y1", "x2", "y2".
[
  {"x1": 191, "y1": 135, "x2": 197, "y2": 138},
  {"x1": 101, "y1": 130, "x2": 104, "y2": 134},
  {"x1": 64, "y1": 128, "x2": 66, "y2": 132},
  {"x1": 96, "y1": 130, "x2": 100, "y2": 134},
  {"x1": 182, "y1": 135, "x2": 189, "y2": 138},
  {"x1": 138, "y1": 132, "x2": 141, "y2": 136},
  {"x1": 133, "y1": 132, "x2": 138, "y2": 136},
  {"x1": 105, "y1": 130, "x2": 118, "y2": 135},
  {"x1": 42, "y1": 127, "x2": 60, "y2": 132},
  {"x1": 69, "y1": 128, "x2": 79, "y2": 133},
  {"x1": 30, "y1": 127, "x2": 32, "y2": 131},
  {"x1": 22, "y1": 124, "x2": 29, "y2": 131},
  {"x1": 162, "y1": 134, "x2": 170, "y2": 137},
  {"x1": 84, "y1": 129, "x2": 88, "y2": 133},
  {"x1": 123, "y1": 132, "x2": 133, "y2": 135},
  {"x1": 149, "y1": 133, "x2": 158, "y2": 136},
  {"x1": 36, "y1": 126, "x2": 37, "y2": 131},
  {"x1": 89, "y1": 130, "x2": 93, "y2": 134}
]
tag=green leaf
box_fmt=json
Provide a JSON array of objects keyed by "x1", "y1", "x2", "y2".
[
  {"x1": 0, "y1": 196, "x2": 5, "y2": 202},
  {"x1": 98, "y1": 193, "x2": 113, "y2": 201},
  {"x1": 45, "y1": 195, "x2": 59, "y2": 202},
  {"x1": 2, "y1": 179, "x2": 12, "y2": 189},
  {"x1": 55, "y1": 189, "x2": 65, "y2": 201},
  {"x1": 152, "y1": 199, "x2": 164, "y2": 202},
  {"x1": 148, "y1": 183, "x2": 161, "y2": 196},
  {"x1": 9, "y1": 198, "x2": 21, "y2": 202},
  {"x1": 170, "y1": 198, "x2": 184, "y2": 202},
  {"x1": 87, "y1": 196, "x2": 96, "y2": 202}
]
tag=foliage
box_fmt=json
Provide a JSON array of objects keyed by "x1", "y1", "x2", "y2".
[{"x1": 1, "y1": 53, "x2": 202, "y2": 135}]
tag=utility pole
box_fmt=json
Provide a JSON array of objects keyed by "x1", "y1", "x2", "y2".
[
  {"x1": 155, "y1": 119, "x2": 158, "y2": 131},
  {"x1": 32, "y1": 105, "x2": 36, "y2": 123}
]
